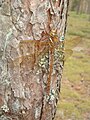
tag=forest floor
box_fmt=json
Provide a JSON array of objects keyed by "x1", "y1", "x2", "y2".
[{"x1": 55, "y1": 12, "x2": 90, "y2": 120}]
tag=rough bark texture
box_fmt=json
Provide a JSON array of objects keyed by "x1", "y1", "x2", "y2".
[{"x1": 0, "y1": 0, "x2": 69, "y2": 120}]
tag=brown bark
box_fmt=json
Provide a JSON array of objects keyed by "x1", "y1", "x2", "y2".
[{"x1": 0, "y1": 0, "x2": 69, "y2": 120}]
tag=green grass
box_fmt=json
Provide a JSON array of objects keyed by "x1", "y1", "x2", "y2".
[
  {"x1": 61, "y1": 86, "x2": 81, "y2": 100},
  {"x1": 66, "y1": 12, "x2": 90, "y2": 39},
  {"x1": 63, "y1": 53, "x2": 90, "y2": 83},
  {"x1": 57, "y1": 101, "x2": 83, "y2": 120},
  {"x1": 56, "y1": 11, "x2": 90, "y2": 120},
  {"x1": 64, "y1": 11, "x2": 90, "y2": 83}
]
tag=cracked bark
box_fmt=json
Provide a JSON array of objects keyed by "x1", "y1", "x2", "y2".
[{"x1": 0, "y1": 0, "x2": 69, "y2": 120}]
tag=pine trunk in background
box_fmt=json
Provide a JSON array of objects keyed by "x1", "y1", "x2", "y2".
[
  {"x1": 87, "y1": 0, "x2": 90, "y2": 21},
  {"x1": 69, "y1": 0, "x2": 90, "y2": 14},
  {"x1": 0, "y1": 0, "x2": 69, "y2": 120}
]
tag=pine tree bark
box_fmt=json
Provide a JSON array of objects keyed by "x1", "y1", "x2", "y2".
[{"x1": 0, "y1": 0, "x2": 69, "y2": 120}]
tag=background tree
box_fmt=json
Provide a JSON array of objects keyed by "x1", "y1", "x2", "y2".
[
  {"x1": 69, "y1": 0, "x2": 90, "y2": 21},
  {"x1": 0, "y1": 0, "x2": 69, "y2": 120},
  {"x1": 87, "y1": 0, "x2": 90, "y2": 21},
  {"x1": 69, "y1": 0, "x2": 90, "y2": 14}
]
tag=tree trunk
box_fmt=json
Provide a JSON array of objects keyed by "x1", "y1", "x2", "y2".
[
  {"x1": 87, "y1": 0, "x2": 90, "y2": 21},
  {"x1": 76, "y1": 0, "x2": 81, "y2": 14},
  {"x1": 0, "y1": 0, "x2": 69, "y2": 120}
]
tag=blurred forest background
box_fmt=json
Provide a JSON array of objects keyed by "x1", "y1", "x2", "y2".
[{"x1": 55, "y1": 0, "x2": 90, "y2": 120}]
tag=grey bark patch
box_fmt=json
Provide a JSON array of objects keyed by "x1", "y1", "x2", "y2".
[{"x1": 1, "y1": 2, "x2": 11, "y2": 16}]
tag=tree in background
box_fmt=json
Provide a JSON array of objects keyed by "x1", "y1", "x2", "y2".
[
  {"x1": 87, "y1": 0, "x2": 90, "y2": 21},
  {"x1": 70, "y1": 0, "x2": 78, "y2": 11},
  {"x1": 0, "y1": 0, "x2": 69, "y2": 120},
  {"x1": 69, "y1": 0, "x2": 90, "y2": 15}
]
